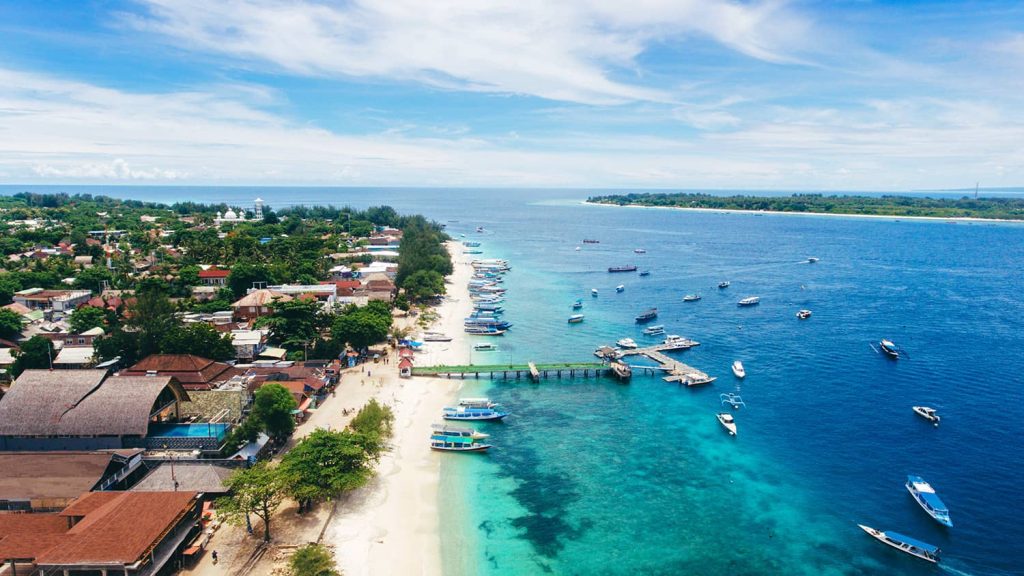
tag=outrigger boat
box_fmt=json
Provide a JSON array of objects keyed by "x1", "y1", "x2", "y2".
[
  {"x1": 878, "y1": 339, "x2": 902, "y2": 359},
  {"x1": 720, "y1": 393, "x2": 745, "y2": 409},
  {"x1": 464, "y1": 326, "x2": 506, "y2": 336},
  {"x1": 443, "y1": 406, "x2": 509, "y2": 421},
  {"x1": 459, "y1": 397, "x2": 498, "y2": 409},
  {"x1": 858, "y1": 525, "x2": 940, "y2": 563},
  {"x1": 731, "y1": 361, "x2": 746, "y2": 378},
  {"x1": 608, "y1": 265, "x2": 638, "y2": 273},
  {"x1": 568, "y1": 314, "x2": 585, "y2": 324},
  {"x1": 682, "y1": 294, "x2": 701, "y2": 302},
  {"x1": 912, "y1": 406, "x2": 940, "y2": 426},
  {"x1": 796, "y1": 309, "x2": 812, "y2": 319},
  {"x1": 716, "y1": 413, "x2": 737, "y2": 436},
  {"x1": 432, "y1": 423, "x2": 489, "y2": 440},
  {"x1": 906, "y1": 475, "x2": 953, "y2": 527}
]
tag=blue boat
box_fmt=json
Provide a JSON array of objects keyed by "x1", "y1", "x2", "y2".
[
  {"x1": 572, "y1": 298, "x2": 583, "y2": 310},
  {"x1": 442, "y1": 406, "x2": 509, "y2": 421},
  {"x1": 858, "y1": 524, "x2": 940, "y2": 563},
  {"x1": 906, "y1": 475, "x2": 953, "y2": 527}
]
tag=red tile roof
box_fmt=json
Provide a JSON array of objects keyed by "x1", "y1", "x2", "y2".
[
  {"x1": 0, "y1": 514, "x2": 67, "y2": 561},
  {"x1": 198, "y1": 266, "x2": 230, "y2": 278},
  {"x1": 121, "y1": 354, "x2": 243, "y2": 390}
]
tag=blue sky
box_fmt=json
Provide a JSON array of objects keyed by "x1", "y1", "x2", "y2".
[{"x1": 1, "y1": 0, "x2": 1022, "y2": 189}]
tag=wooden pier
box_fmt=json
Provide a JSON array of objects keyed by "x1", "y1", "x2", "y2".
[
  {"x1": 412, "y1": 362, "x2": 613, "y2": 380},
  {"x1": 614, "y1": 341, "x2": 716, "y2": 386}
]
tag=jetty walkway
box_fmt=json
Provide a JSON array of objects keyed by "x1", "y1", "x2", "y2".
[
  {"x1": 614, "y1": 341, "x2": 716, "y2": 385},
  {"x1": 411, "y1": 361, "x2": 661, "y2": 381}
]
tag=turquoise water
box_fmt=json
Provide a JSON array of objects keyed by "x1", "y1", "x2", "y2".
[
  {"x1": 6, "y1": 186, "x2": 1022, "y2": 575},
  {"x1": 148, "y1": 423, "x2": 229, "y2": 439}
]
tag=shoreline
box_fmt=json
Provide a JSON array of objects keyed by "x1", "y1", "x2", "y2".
[
  {"x1": 583, "y1": 200, "x2": 1024, "y2": 224},
  {"x1": 324, "y1": 241, "x2": 474, "y2": 576}
]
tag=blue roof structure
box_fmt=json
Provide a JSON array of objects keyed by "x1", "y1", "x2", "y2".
[{"x1": 887, "y1": 532, "x2": 940, "y2": 554}]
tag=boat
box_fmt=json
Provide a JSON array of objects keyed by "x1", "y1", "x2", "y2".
[
  {"x1": 430, "y1": 436, "x2": 492, "y2": 452},
  {"x1": 857, "y1": 525, "x2": 940, "y2": 563},
  {"x1": 475, "y1": 226, "x2": 485, "y2": 233},
  {"x1": 582, "y1": 239, "x2": 600, "y2": 244},
  {"x1": 473, "y1": 303, "x2": 503, "y2": 311},
  {"x1": 616, "y1": 285, "x2": 625, "y2": 293},
  {"x1": 616, "y1": 338, "x2": 638, "y2": 349},
  {"x1": 807, "y1": 257, "x2": 819, "y2": 263},
  {"x1": 572, "y1": 300, "x2": 583, "y2": 310},
  {"x1": 718, "y1": 281, "x2": 730, "y2": 289},
  {"x1": 463, "y1": 250, "x2": 483, "y2": 254},
  {"x1": 642, "y1": 324, "x2": 665, "y2": 336},
  {"x1": 464, "y1": 319, "x2": 512, "y2": 330},
  {"x1": 906, "y1": 475, "x2": 953, "y2": 527},
  {"x1": 422, "y1": 334, "x2": 453, "y2": 342},
  {"x1": 796, "y1": 309, "x2": 812, "y2": 319},
  {"x1": 459, "y1": 397, "x2": 498, "y2": 409},
  {"x1": 608, "y1": 265, "x2": 638, "y2": 273},
  {"x1": 610, "y1": 361, "x2": 632, "y2": 381},
  {"x1": 716, "y1": 413, "x2": 737, "y2": 436},
  {"x1": 662, "y1": 334, "x2": 697, "y2": 350},
  {"x1": 634, "y1": 248, "x2": 646, "y2": 254},
  {"x1": 442, "y1": 406, "x2": 509, "y2": 421},
  {"x1": 462, "y1": 241, "x2": 481, "y2": 247},
  {"x1": 879, "y1": 339, "x2": 901, "y2": 359},
  {"x1": 682, "y1": 294, "x2": 701, "y2": 302},
  {"x1": 731, "y1": 361, "x2": 746, "y2": 378},
  {"x1": 737, "y1": 296, "x2": 760, "y2": 306},
  {"x1": 683, "y1": 373, "x2": 717, "y2": 386},
  {"x1": 913, "y1": 406, "x2": 940, "y2": 426},
  {"x1": 591, "y1": 288, "x2": 599, "y2": 297},
  {"x1": 639, "y1": 270, "x2": 651, "y2": 277},
  {"x1": 635, "y1": 308, "x2": 658, "y2": 323},
  {"x1": 575, "y1": 246, "x2": 581, "y2": 251},
  {"x1": 473, "y1": 343, "x2": 498, "y2": 352},
  {"x1": 720, "y1": 393, "x2": 745, "y2": 409},
  {"x1": 464, "y1": 326, "x2": 506, "y2": 336},
  {"x1": 432, "y1": 424, "x2": 489, "y2": 440},
  {"x1": 568, "y1": 314, "x2": 585, "y2": 324}
]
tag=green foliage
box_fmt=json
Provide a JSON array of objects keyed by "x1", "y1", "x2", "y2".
[
  {"x1": 288, "y1": 544, "x2": 340, "y2": 576},
  {"x1": 126, "y1": 288, "x2": 177, "y2": 360},
  {"x1": 393, "y1": 293, "x2": 410, "y2": 311},
  {"x1": 219, "y1": 418, "x2": 262, "y2": 456},
  {"x1": 68, "y1": 306, "x2": 106, "y2": 334},
  {"x1": 0, "y1": 274, "x2": 22, "y2": 305},
  {"x1": 280, "y1": 428, "x2": 378, "y2": 504},
  {"x1": 330, "y1": 302, "x2": 392, "y2": 349},
  {"x1": 396, "y1": 216, "x2": 451, "y2": 286},
  {"x1": 160, "y1": 322, "x2": 236, "y2": 361},
  {"x1": 402, "y1": 269, "x2": 445, "y2": 302},
  {"x1": 94, "y1": 329, "x2": 141, "y2": 365},
  {"x1": 11, "y1": 336, "x2": 54, "y2": 376},
  {"x1": 0, "y1": 308, "x2": 24, "y2": 340},
  {"x1": 216, "y1": 463, "x2": 286, "y2": 542},
  {"x1": 256, "y1": 298, "x2": 321, "y2": 350},
  {"x1": 227, "y1": 260, "x2": 270, "y2": 298},
  {"x1": 73, "y1": 266, "x2": 113, "y2": 292},
  {"x1": 348, "y1": 398, "x2": 395, "y2": 457},
  {"x1": 251, "y1": 383, "x2": 298, "y2": 440}
]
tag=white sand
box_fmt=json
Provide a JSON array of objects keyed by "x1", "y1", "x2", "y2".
[{"x1": 325, "y1": 241, "x2": 475, "y2": 576}]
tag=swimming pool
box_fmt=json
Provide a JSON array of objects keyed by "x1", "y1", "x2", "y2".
[{"x1": 148, "y1": 423, "x2": 229, "y2": 440}]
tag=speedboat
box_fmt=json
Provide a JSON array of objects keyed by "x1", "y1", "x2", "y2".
[
  {"x1": 731, "y1": 361, "x2": 746, "y2": 378},
  {"x1": 639, "y1": 270, "x2": 651, "y2": 277},
  {"x1": 716, "y1": 413, "x2": 737, "y2": 436},
  {"x1": 738, "y1": 296, "x2": 760, "y2": 306},
  {"x1": 432, "y1": 423, "x2": 489, "y2": 440},
  {"x1": 906, "y1": 475, "x2": 953, "y2": 527},
  {"x1": 572, "y1": 299, "x2": 583, "y2": 310},
  {"x1": 575, "y1": 246, "x2": 581, "y2": 251},
  {"x1": 879, "y1": 339, "x2": 901, "y2": 359},
  {"x1": 913, "y1": 406, "x2": 940, "y2": 426},
  {"x1": 634, "y1": 248, "x2": 646, "y2": 254},
  {"x1": 616, "y1": 338, "x2": 638, "y2": 349},
  {"x1": 442, "y1": 406, "x2": 509, "y2": 421},
  {"x1": 473, "y1": 343, "x2": 497, "y2": 352},
  {"x1": 568, "y1": 314, "x2": 585, "y2": 324},
  {"x1": 591, "y1": 288, "x2": 599, "y2": 297},
  {"x1": 718, "y1": 281, "x2": 730, "y2": 289},
  {"x1": 807, "y1": 257, "x2": 819, "y2": 263},
  {"x1": 796, "y1": 309, "x2": 812, "y2": 319},
  {"x1": 683, "y1": 373, "x2": 717, "y2": 386},
  {"x1": 616, "y1": 285, "x2": 625, "y2": 293},
  {"x1": 858, "y1": 525, "x2": 940, "y2": 563},
  {"x1": 682, "y1": 294, "x2": 701, "y2": 302},
  {"x1": 720, "y1": 393, "x2": 745, "y2": 409},
  {"x1": 635, "y1": 308, "x2": 658, "y2": 323},
  {"x1": 642, "y1": 325, "x2": 665, "y2": 336}
]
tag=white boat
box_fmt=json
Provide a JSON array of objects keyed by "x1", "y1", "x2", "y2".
[
  {"x1": 718, "y1": 281, "x2": 730, "y2": 289},
  {"x1": 737, "y1": 296, "x2": 760, "y2": 306},
  {"x1": 858, "y1": 525, "x2": 940, "y2": 563},
  {"x1": 422, "y1": 334, "x2": 453, "y2": 342},
  {"x1": 906, "y1": 475, "x2": 953, "y2": 527},
  {"x1": 662, "y1": 335, "x2": 698, "y2": 350},
  {"x1": 807, "y1": 257, "x2": 819, "y2": 263},
  {"x1": 474, "y1": 343, "x2": 497, "y2": 352},
  {"x1": 568, "y1": 314, "x2": 585, "y2": 324},
  {"x1": 796, "y1": 309, "x2": 812, "y2": 319},
  {"x1": 432, "y1": 423, "x2": 490, "y2": 440},
  {"x1": 731, "y1": 361, "x2": 746, "y2": 378},
  {"x1": 682, "y1": 294, "x2": 701, "y2": 302},
  {"x1": 575, "y1": 246, "x2": 581, "y2": 251},
  {"x1": 459, "y1": 397, "x2": 497, "y2": 409},
  {"x1": 913, "y1": 406, "x2": 940, "y2": 426},
  {"x1": 615, "y1": 285, "x2": 625, "y2": 293},
  {"x1": 642, "y1": 325, "x2": 665, "y2": 336},
  {"x1": 634, "y1": 248, "x2": 646, "y2": 254},
  {"x1": 616, "y1": 338, "x2": 638, "y2": 349},
  {"x1": 716, "y1": 413, "x2": 737, "y2": 436},
  {"x1": 591, "y1": 288, "x2": 599, "y2": 297}
]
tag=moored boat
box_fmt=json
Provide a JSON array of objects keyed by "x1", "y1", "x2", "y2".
[
  {"x1": 682, "y1": 294, "x2": 701, "y2": 302},
  {"x1": 572, "y1": 298, "x2": 583, "y2": 310},
  {"x1": 430, "y1": 437, "x2": 492, "y2": 452},
  {"x1": 458, "y1": 397, "x2": 498, "y2": 409},
  {"x1": 568, "y1": 314, "x2": 585, "y2": 324},
  {"x1": 432, "y1": 423, "x2": 489, "y2": 440},
  {"x1": 464, "y1": 326, "x2": 506, "y2": 336},
  {"x1": 797, "y1": 309, "x2": 812, "y2": 319},
  {"x1": 912, "y1": 406, "x2": 940, "y2": 425},
  {"x1": 582, "y1": 239, "x2": 600, "y2": 244},
  {"x1": 662, "y1": 334, "x2": 698, "y2": 350},
  {"x1": 642, "y1": 324, "x2": 665, "y2": 336},
  {"x1": 683, "y1": 373, "x2": 716, "y2": 386},
  {"x1": 616, "y1": 285, "x2": 625, "y2": 293},
  {"x1": 591, "y1": 288, "x2": 599, "y2": 297},
  {"x1": 879, "y1": 339, "x2": 901, "y2": 359},
  {"x1": 473, "y1": 343, "x2": 498, "y2": 352},
  {"x1": 635, "y1": 308, "x2": 658, "y2": 323},
  {"x1": 906, "y1": 475, "x2": 953, "y2": 527},
  {"x1": 616, "y1": 337, "x2": 638, "y2": 349},
  {"x1": 422, "y1": 334, "x2": 453, "y2": 342},
  {"x1": 858, "y1": 525, "x2": 940, "y2": 563},
  {"x1": 610, "y1": 361, "x2": 632, "y2": 381},
  {"x1": 731, "y1": 361, "x2": 746, "y2": 378},
  {"x1": 442, "y1": 406, "x2": 509, "y2": 421},
  {"x1": 639, "y1": 270, "x2": 651, "y2": 277},
  {"x1": 718, "y1": 281, "x2": 730, "y2": 289},
  {"x1": 716, "y1": 413, "x2": 737, "y2": 436},
  {"x1": 634, "y1": 248, "x2": 646, "y2": 254},
  {"x1": 608, "y1": 265, "x2": 638, "y2": 273},
  {"x1": 462, "y1": 241, "x2": 481, "y2": 247},
  {"x1": 463, "y1": 249, "x2": 483, "y2": 254},
  {"x1": 737, "y1": 296, "x2": 760, "y2": 306}
]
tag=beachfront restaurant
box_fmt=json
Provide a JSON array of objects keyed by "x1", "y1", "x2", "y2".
[{"x1": 0, "y1": 370, "x2": 231, "y2": 453}]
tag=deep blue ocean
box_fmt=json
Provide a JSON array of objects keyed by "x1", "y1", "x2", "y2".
[{"x1": 4, "y1": 186, "x2": 1023, "y2": 575}]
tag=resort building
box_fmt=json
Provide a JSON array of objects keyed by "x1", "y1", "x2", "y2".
[
  {"x1": 0, "y1": 450, "x2": 145, "y2": 512},
  {"x1": 0, "y1": 490, "x2": 202, "y2": 576},
  {"x1": 231, "y1": 289, "x2": 292, "y2": 321},
  {"x1": 197, "y1": 265, "x2": 230, "y2": 286},
  {"x1": 0, "y1": 370, "x2": 189, "y2": 451},
  {"x1": 129, "y1": 461, "x2": 236, "y2": 496},
  {"x1": 120, "y1": 354, "x2": 244, "y2": 391},
  {"x1": 12, "y1": 288, "x2": 92, "y2": 312}
]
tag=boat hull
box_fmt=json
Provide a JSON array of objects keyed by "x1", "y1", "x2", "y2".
[
  {"x1": 431, "y1": 443, "x2": 492, "y2": 452},
  {"x1": 443, "y1": 413, "x2": 509, "y2": 421},
  {"x1": 858, "y1": 525, "x2": 940, "y2": 563}
]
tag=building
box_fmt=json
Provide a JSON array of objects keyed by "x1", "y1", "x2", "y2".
[
  {"x1": 0, "y1": 491, "x2": 201, "y2": 576},
  {"x1": 197, "y1": 266, "x2": 230, "y2": 286},
  {"x1": 120, "y1": 354, "x2": 244, "y2": 391},
  {"x1": 398, "y1": 357, "x2": 413, "y2": 378},
  {"x1": 52, "y1": 346, "x2": 96, "y2": 369},
  {"x1": 130, "y1": 461, "x2": 236, "y2": 495},
  {"x1": 229, "y1": 329, "x2": 268, "y2": 360},
  {"x1": 0, "y1": 370, "x2": 189, "y2": 451},
  {"x1": 39, "y1": 326, "x2": 105, "y2": 348},
  {"x1": 0, "y1": 450, "x2": 144, "y2": 512},
  {"x1": 263, "y1": 284, "x2": 337, "y2": 306},
  {"x1": 12, "y1": 289, "x2": 92, "y2": 312},
  {"x1": 231, "y1": 289, "x2": 291, "y2": 321}
]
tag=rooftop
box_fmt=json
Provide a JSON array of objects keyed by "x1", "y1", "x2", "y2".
[
  {"x1": 131, "y1": 462, "x2": 235, "y2": 494},
  {"x1": 0, "y1": 451, "x2": 135, "y2": 501},
  {"x1": 121, "y1": 354, "x2": 244, "y2": 390}
]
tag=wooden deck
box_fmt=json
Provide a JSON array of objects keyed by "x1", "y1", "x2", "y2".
[{"x1": 615, "y1": 340, "x2": 716, "y2": 385}]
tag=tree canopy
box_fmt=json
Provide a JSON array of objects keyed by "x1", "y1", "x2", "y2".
[
  {"x1": 11, "y1": 336, "x2": 54, "y2": 376},
  {"x1": 0, "y1": 308, "x2": 24, "y2": 340},
  {"x1": 280, "y1": 428, "x2": 379, "y2": 506},
  {"x1": 217, "y1": 463, "x2": 286, "y2": 543},
  {"x1": 288, "y1": 544, "x2": 340, "y2": 576},
  {"x1": 251, "y1": 383, "x2": 298, "y2": 441},
  {"x1": 160, "y1": 322, "x2": 236, "y2": 361},
  {"x1": 68, "y1": 306, "x2": 107, "y2": 334},
  {"x1": 330, "y1": 301, "x2": 392, "y2": 350}
]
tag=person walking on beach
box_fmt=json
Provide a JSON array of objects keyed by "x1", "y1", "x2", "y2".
[{"x1": 211, "y1": 550, "x2": 218, "y2": 564}]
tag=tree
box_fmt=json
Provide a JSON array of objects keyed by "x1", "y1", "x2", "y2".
[
  {"x1": 161, "y1": 322, "x2": 236, "y2": 361},
  {"x1": 251, "y1": 383, "x2": 298, "y2": 441},
  {"x1": 348, "y1": 399, "x2": 395, "y2": 458},
  {"x1": 10, "y1": 336, "x2": 54, "y2": 376},
  {"x1": 69, "y1": 306, "x2": 106, "y2": 334},
  {"x1": 402, "y1": 269, "x2": 445, "y2": 302},
  {"x1": 331, "y1": 306, "x2": 391, "y2": 350},
  {"x1": 256, "y1": 298, "x2": 320, "y2": 350},
  {"x1": 288, "y1": 544, "x2": 339, "y2": 576},
  {"x1": 0, "y1": 308, "x2": 24, "y2": 340},
  {"x1": 280, "y1": 429, "x2": 379, "y2": 511},
  {"x1": 73, "y1": 266, "x2": 113, "y2": 292},
  {"x1": 217, "y1": 463, "x2": 286, "y2": 543},
  {"x1": 0, "y1": 274, "x2": 21, "y2": 305},
  {"x1": 126, "y1": 288, "x2": 177, "y2": 359},
  {"x1": 228, "y1": 261, "x2": 270, "y2": 298},
  {"x1": 177, "y1": 265, "x2": 201, "y2": 287}
]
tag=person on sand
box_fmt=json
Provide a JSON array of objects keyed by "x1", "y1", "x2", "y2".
[{"x1": 211, "y1": 550, "x2": 218, "y2": 564}]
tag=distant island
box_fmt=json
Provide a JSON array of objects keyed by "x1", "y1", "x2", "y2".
[{"x1": 586, "y1": 192, "x2": 1024, "y2": 221}]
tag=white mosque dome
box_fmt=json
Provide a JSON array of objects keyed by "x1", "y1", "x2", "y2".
[{"x1": 223, "y1": 208, "x2": 238, "y2": 220}]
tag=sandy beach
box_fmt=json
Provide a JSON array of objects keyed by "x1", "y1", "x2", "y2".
[{"x1": 324, "y1": 241, "x2": 475, "y2": 576}]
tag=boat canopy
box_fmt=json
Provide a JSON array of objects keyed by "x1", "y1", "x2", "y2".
[
  {"x1": 918, "y1": 490, "x2": 947, "y2": 511},
  {"x1": 887, "y1": 532, "x2": 940, "y2": 555}
]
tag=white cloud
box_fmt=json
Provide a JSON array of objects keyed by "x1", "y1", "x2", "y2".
[
  {"x1": 32, "y1": 158, "x2": 188, "y2": 180},
  {"x1": 125, "y1": 0, "x2": 815, "y2": 105}
]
